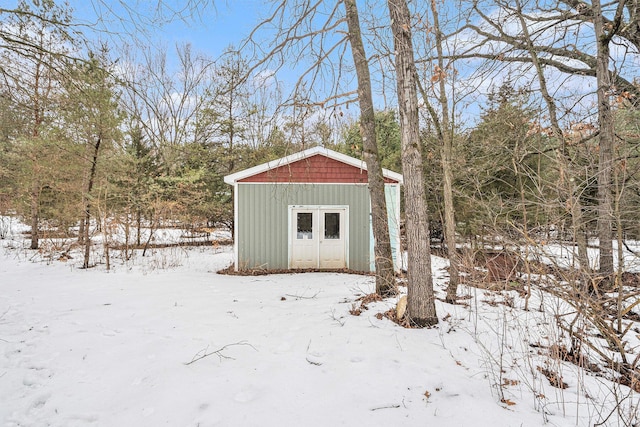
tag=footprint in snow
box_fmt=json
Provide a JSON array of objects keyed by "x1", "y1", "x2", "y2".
[
  {"x1": 26, "y1": 361, "x2": 49, "y2": 371},
  {"x1": 22, "y1": 371, "x2": 43, "y2": 387},
  {"x1": 29, "y1": 391, "x2": 51, "y2": 410},
  {"x1": 6, "y1": 392, "x2": 52, "y2": 426},
  {"x1": 21, "y1": 360, "x2": 52, "y2": 386}
]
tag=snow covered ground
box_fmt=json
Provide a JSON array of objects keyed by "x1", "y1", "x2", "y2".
[{"x1": 1, "y1": 224, "x2": 638, "y2": 426}]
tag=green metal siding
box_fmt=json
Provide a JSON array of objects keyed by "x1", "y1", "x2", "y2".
[
  {"x1": 236, "y1": 183, "x2": 371, "y2": 271},
  {"x1": 369, "y1": 184, "x2": 402, "y2": 271},
  {"x1": 386, "y1": 184, "x2": 402, "y2": 270}
]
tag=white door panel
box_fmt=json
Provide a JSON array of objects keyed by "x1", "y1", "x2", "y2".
[
  {"x1": 290, "y1": 210, "x2": 318, "y2": 268},
  {"x1": 319, "y1": 211, "x2": 345, "y2": 269}
]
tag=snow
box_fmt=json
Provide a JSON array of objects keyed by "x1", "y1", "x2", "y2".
[
  {"x1": 529, "y1": 240, "x2": 640, "y2": 272},
  {"x1": 1, "y1": 223, "x2": 638, "y2": 426}
]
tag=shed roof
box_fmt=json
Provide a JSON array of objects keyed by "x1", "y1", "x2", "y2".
[{"x1": 224, "y1": 146, "x2": 403, "y2": 185}]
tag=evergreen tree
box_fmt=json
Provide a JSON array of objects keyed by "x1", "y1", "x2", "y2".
[
  {"x1": 338, "y1": 110, "x2": 402, "y2": 173},
  {"x1": 0, "y1": 0, "x2": 74, "y2": 248},
  {"x1": 462, "y1": 82, "x2": 548, "y2": 235},
  {"x1": 60, "y1": 51, "x2": 123, "y2": 267}
]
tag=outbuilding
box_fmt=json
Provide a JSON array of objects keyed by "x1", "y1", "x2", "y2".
[{"x1": 223, "y1": 146, "x2": 403, "y2": 272}]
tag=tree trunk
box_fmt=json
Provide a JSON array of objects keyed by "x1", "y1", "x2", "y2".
[
  {"x1": 82, "y1": 210, "x2": 91, "y2": 268},
  {"x1": 429, "y1": 0, "x2": 459, "y2": 303},
  {"x1": 136, "y1": 208, "x2": 142, "y2": 246},
  {"x1": 28, "y1": 60, "x2": 44, "y2": 251},
  {"x1": 78, "y1": 216, "x2": 85, "y2": 244},
  {"x1": 344, "y1": 0, "x2": 396, "y2": 296},
  {"x1": 125, "y1": 209, "x2": 131, "y2": 260},
  {"x1": 388, "y1": 0, "x2": 438, "y2": 326},
  {"x1": 593, "y1": 0, "x2": 615, "y2": 279},
  {"x1": 29, "y1": 181, "x2": 39, "y2": 250},
  {"x1": 83, "y1": 136, "x2": 102, "y2": 269}
]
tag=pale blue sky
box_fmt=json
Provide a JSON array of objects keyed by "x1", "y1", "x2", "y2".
[
  {"x1": 4, "y1": 1, "x2": 376, "y2": 110},
  {"x1": 73, "y1": 1, "x2": 264, "y2": 60},
  {"x1": 4, "y1": 1, "x2": 261, "y2": 59}
]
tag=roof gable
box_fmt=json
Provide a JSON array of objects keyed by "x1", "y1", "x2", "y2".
[{"x1": 224, "y1": 146, "x2": 403, "y2": 185}]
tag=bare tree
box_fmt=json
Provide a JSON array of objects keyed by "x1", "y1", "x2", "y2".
[
  {"x1": 118, "y1": 43, "x2": 215, "y2": 167},
  {"x1": 511, "y1": 0, "x2": 591, "y2": 277},
  {"x1": 387, "y1": 0, "x2": 438, "y2": 326},
  {"x1": 198, "y1": 48, "x2": 250, "y2": 173},
  {"x1": 591, "y1": 0, "x2": 616, "y2": 279},
  {"x1": 343, "y1": 0, "x2": 396, "y2": 296},
  {"x1": 417, "y1": 0, "x2": 461, "y2": 303}
]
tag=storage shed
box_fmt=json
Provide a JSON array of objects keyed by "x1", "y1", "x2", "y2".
[{"x1": 223, "y1": 146, "x2": 403, "y2": 272}]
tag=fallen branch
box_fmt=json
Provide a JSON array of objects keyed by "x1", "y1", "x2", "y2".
[
  {"x1": 285, "y1": 291, "x2": 320, "y2": 300},
  {"x1": 185, "y1": 341, "x2": 256, "y2": 365},
  {"x1": 370, "y1": 404, "x2": 401, "y2": 411}
]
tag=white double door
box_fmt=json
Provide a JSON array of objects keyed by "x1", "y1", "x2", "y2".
[{"x1": 289, "y1": 206, "x2": 347, "y2": 269}]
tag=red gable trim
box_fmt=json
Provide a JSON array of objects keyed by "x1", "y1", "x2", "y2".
[{"x1": 238, "y1": 154, "x2": 398, "y2": 184}]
